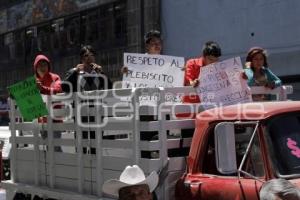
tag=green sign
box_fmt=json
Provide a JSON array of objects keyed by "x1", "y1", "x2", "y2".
[{"x1": 8, "y1": 76, "x2": 48, "y2": 121}]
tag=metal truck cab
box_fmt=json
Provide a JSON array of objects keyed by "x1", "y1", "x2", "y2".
[{"x1": 176, "y1": 101, "x2": 300, "y2": 200}]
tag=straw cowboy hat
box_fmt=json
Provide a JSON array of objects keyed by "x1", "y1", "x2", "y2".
[{"x1": 102, "y1": 165, "x2": 159, "y2": 198}]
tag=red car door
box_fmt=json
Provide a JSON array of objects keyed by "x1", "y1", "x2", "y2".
[{"x1": 178, "y1": 174, "x2": 262, "y2": 200}]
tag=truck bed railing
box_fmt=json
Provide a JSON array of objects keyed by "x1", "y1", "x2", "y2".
[
  {"x1": 1, "y1": 85, "x2": 293, "y2": 200},
  {"x1": 4, "y1": 86, "x2": 202, "y2": 200},
  {"x1": 250, "y1": 85, "x2": 293, "y2": 100}
]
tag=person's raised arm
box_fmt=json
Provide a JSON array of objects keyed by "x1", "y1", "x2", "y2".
[
  {"x1": 37, "y1": 75, "x2": 62, "y2": 95},
  {"x1": 265, "y1": 68, "x2": 282, "y2": 89},
  {"x1": 184, "y1": 59, "x2": 199, "y2": 87},
  {"x1": 62, "y1": 66, "x2": 81, "y2": 93}
]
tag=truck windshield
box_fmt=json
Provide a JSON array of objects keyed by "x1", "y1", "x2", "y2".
[{"x1": 266, "y1": 112, "x2": 300, "y2": 177}]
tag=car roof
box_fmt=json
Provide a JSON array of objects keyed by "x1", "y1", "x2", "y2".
[{"x1": 196, "y1": 101, "x2": 300, "y2": 123}]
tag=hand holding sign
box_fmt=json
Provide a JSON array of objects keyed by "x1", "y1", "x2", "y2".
[
  {"x1": 36, "y1": 79, "x2": 43, "y2": 91},
  {"x1": 75, "y1": 64, "x2": 85, "y2": 72},
  {"x1": 121, "y1": 66, "x2": 129, "y2": 74},
  {"x1": 190, "y1": 79, "x2": 199, "y2": 87}
]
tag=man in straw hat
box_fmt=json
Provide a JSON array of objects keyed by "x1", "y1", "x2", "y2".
[{"x1": 102, "y1": 165, "x2": 159, "y2": 200}]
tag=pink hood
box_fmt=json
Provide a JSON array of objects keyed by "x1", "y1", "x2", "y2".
[{"x1": 33, "y1": 54, "x2": 51, "y2": 73}]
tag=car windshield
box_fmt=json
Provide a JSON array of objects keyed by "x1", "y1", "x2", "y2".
[{"x1": 266, "y1": 112, "x2": 300, "y2": 177}]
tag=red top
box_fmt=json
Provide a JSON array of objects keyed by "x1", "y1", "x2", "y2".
[
  {"x1": 34, "y1": 55, "x2": 62, "y2": 123},
  {"x1": 36, "y1": 73, "x2": 62, "y2": 95},
  {"x1": 182, "y1": 57, "x2": 205, "y2": 103},
  {"x1": 34, "y1": 55, "x2": 62, "y2": 95}
]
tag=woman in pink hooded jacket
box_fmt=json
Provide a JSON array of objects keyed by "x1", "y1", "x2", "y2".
[
  {"x1": 34, "y1": 54, "x2": 63, "y2": 152},
  {"x1": 34, "y1": 54, "x2": 62, "y2": 95}
]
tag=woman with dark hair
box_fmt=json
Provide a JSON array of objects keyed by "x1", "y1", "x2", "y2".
[
  {"x1": 244, "y1": 47, "x2": 281, "y2": 101},
  {"x1": 62, "y1": 45, "x2": 112, "y2": 92}
]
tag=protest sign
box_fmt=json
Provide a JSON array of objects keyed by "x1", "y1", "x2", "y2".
[
  {"x1": 8, "y1": 76, "x2": 48, "y2": 121},
  {"x1": 122, "y1": 53, "x2": 184, "y2": 88},
  {"x1": 198, "y1": 57, "x2": 252, "y2": 108},
  {"x1": 122, "y1": 53, "x2": 185, "y2": 102}
]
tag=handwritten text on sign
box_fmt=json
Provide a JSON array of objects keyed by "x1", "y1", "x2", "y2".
[
  {"x1": 198, "y1": 57, "x2": 252, "y2": 106},
  {"x1": 8, "y1": 76, "x2": 48, "y2": 121},
  {"x1": 122, "y1": 53, "x2": 184, "y2": 88}
]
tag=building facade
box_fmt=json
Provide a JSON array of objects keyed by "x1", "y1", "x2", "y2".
[
  {"x1": 161, "y1": 0, "x2": 300, "y2": 99},
  {"x1": 1, "y1": 0, "x2": 299, "y2": 100},
  {"x1": 0, "y1": 0, "x2": 160, "y2": 90}
]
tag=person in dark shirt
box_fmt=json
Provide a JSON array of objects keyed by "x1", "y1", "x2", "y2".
[
  {"x1": 62, "y1": 45, "x2": 112, "y2": 154},
  {"x1": 62, "y1": 45, "x2": 112, "y2": 92}
]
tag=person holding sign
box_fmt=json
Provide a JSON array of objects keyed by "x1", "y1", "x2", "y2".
[
  {"x1": 121, "y1": 30, "x2": 167, "y2": 158},
  {"x1": 121, "y1": 30, "x2": 162, "y2": 74},
  {"x1": 244, "y1": 47, "x2": 282, "y2": 101},
  {"x1": 34, "y1": 54, "x2": 63, "y2": 152},
  {"x1": 34, "y1": 54, "x2": 62, "y2": 95},
  {"x1": 183, "y1": 41, "x2": 222, "y2": 103},
  {"x1": 62, "y1": 45, "x2": 112, "y2": 153},
  {"x1": 62, "y1": 45, "x2": 112, "y2": 92},
  {"x1": 144, "y1": 30, "x2": 162, "y2": 55}
]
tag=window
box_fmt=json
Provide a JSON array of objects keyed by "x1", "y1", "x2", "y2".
[
  {"x1": 113, "y1": 1, "x2": 127, "y2": 45},
  {"x1": 266, "y1": 112, "x2": 300, "y2": 177},
  {"x1": 37, "y1": 24, "x2": 51, "y2": 52},
  {"x1": 202, "y1": 122, "x2": 265, "y2": 177},
  {"x1": 14, "y1": 30, "x2": 25, "y2": 57},
  {"x1": 50, "y1": 18, "x2": 64, "y2": 50},
  {"x1": 25, "y1": 26, "x2": 38, "y2": 56},
  {"x1": 0, "y1": 35, "x2": 9, "y2": 61},
  {"x1": 85, "y1": 10, "x2": 99, "y2": 43},
  {"x1": 237, "y1": 125, "x2": 264, "y2": 177},
  {"x1": 4, "y1": 33, "x2": 15, "y2": 59},
  {"x1": 65, "y1": 16, "x2": 80, "y2": 47}
]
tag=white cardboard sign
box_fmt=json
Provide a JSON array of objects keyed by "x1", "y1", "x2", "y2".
[
  {"x1": 198, "y1": 57, "x2": 252, "y2": 107},
  {"x1": 122, "y1": 53, "x2": 184, "y2": 89}
]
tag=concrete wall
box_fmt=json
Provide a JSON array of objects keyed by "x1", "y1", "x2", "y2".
[{"x1": 161, "y1": 0, "x2": 300, "y2": 77}]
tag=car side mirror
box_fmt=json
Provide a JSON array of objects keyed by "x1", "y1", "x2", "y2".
[{"x1": 214, "y1": 122, "x2": 237, "y2": 174}]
